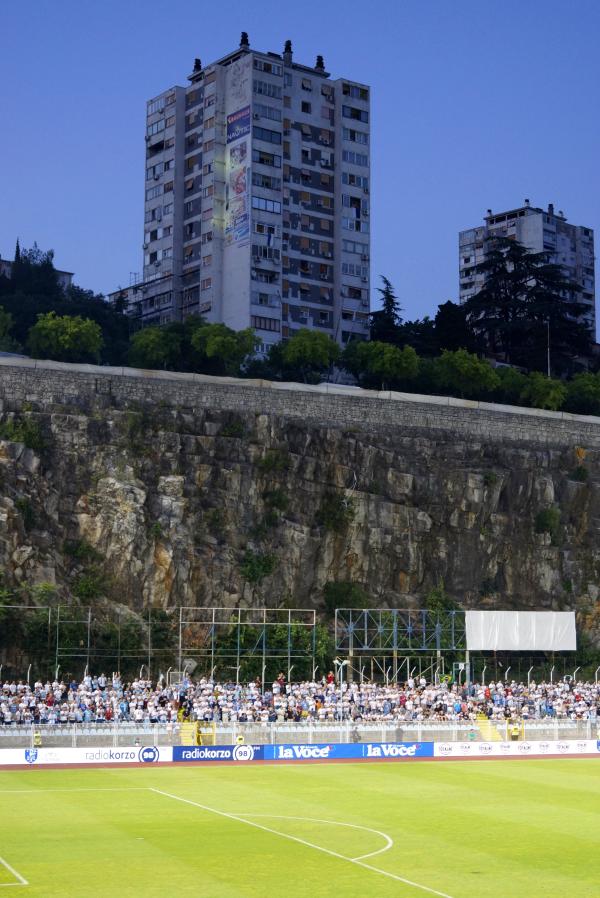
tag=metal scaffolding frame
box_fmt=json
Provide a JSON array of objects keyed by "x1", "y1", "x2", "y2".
[
  {"x1": 0, "y1": 604, "x2": 317, "y2": 686},
  {"x1": 334, "y1": 608, "x2": 467, "y2": 684}
]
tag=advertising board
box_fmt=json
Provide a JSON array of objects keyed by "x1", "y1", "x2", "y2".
[
  {"x1": 0, "y1": 745, "x2": 168, "y2": 766},
  {"x1": 434, "y1": 739, "x2": 599, "y2": 758}
]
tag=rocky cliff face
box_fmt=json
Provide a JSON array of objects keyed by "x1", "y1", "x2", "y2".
[{"x1": 0, "y1": 378, "x2": 599, "y2": 645}]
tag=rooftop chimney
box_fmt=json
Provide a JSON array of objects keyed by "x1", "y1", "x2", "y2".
[
  {"x1": 486, "y1": 209, "x2": 492, "y2": 217},
  {"x1": 315, "y1": 54, "x2": 325, "y2": 72},
  {"x1": 283, "y1": 40, "x2": 292, "y2": 65},
  {"x1": 240, "y1": 31, "x2": 250, "y2": 48},
  {"x1": 524, "y1": 198, "x2": 530, "y2": 206},
  {"x1": 548, "y1": 203, "x2": 554, "y2": 216},
  {"x1": 193, "y1": 57, "x2": 202, "y2": 73}
]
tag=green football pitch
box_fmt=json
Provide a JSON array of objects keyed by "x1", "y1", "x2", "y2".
[{"x1": 0, "y1": 760, "x2": 598, "y2": 897}]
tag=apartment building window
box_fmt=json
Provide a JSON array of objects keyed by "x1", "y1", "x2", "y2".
[
  {"x1": 342, "y1": 105, "x2": 368, "y2": 123},
  {"x1": 342, "y1": 239, "x2": 368, "y2": 255},
  {"x1": 204, "y1": 71, "x2": 216, "y2": 84},
  {"x1": 146, "y1": 120, "x2": 165, "y2": 137},
  {"x1": 342, "y1": 83, "x2": 369, "y2": 100},
  {"x1": 203, "y1": 162, "x2": 214, "y2": 175},
  {"x1": 252, "y1": 245, "x2": 280, "y2": 261},
  {"x1": 343, "y1": 172, "x2": 368, "y2": 188},
  {"x1": 321, "y1": 84, "x2": 334, "y2": 101},
  {"x1": 251, "y1": 315, "x2": 280, "y2": 332},
  {"x1": 252, "y1": 172, "x2": 281, "y2": 190},
  {"x1": 202, "y1": 254, "x2": 212, "y2": 267},
  {"x1": 163, "y1": 203, "x2": 173, "y2": 215},
  {"x1": 253, "y1": 269, "x2": 279, "y2": 284},
  {"x1": 254, "y1": 102, "x2": 282, "y2": 122},
  {"x1": 301, "y1": 101, "x2": 312, "y2": 114},
  {"x1": 301, "y1": 78, "x2": 312, "y2": 91},
  {"x1": 342, "y1": 262, "x2": 368, "y2": 277},
  {"x1": 146, "y1": 162, "x2": 163, "y2": 180},
  {"x1": 163, "y1": 181, "x2": 174, "y2": 193},
  {"x1": 186, "y1": 111, "x2": 202, "y2": 129},
  {"x1": 320, "y1": 129, "x2": 332, "y2": 144},
  {"x1": 204, "y1": 139, "x2": 215, "y2": 152},
  {"x1": 201, "y1": 278, "x2": 212, "y2": 291},
  {"x1": 185, "y1": 179, "x2": 194, "y2": 192},
  {"x1": 201, "y1": 231, "x2": 213, "y2": 244},
  {"x1": 184, "y1": 200, "x2": 194, "y2": 215},
  {"x1": 253, "y1": 79, "x2": 282, "y2": 99},
  {"x1": 145, "y1": 185, "x2": 162, "y2": 201},
  {"x1": 204, "y1": 94, "x2": 215, "y2": 108},
  {"x1": 254, "y1": 59, "x2": 283, "y2": 76},
  {"x1": 202, "y1": 208, "x2": 213, "y2": 221},
  {"x1": 319, "y1": 242, "x2": 333, "y2": 258},
  {"x1": 203, "y1": 185, "x2": 214, "y2": 198},
  {"x1": 255, "y1": 220, "x2": 278, "y2": 235},
  {"x1": 343, "y1": 128, "x2": 368, "y2": 145},
  {"x1": 283, "y1": 95, "x2": 291, "y2": 108},
  {"x1": 204, "y1": 115, "x2": 215, "y2": 130},
  {"x1": 252, "y1": 196, "x2": 282, "y2": 214},
  {"x1": 163, "y1": 225, "x2": 172, "y2": 237},
  {"x1": 147, "y1": 98, "x2": 165, "y2": 116},
  {"x1": 162, "y1": 247, "x2": 172, "y2": 259},
  {"x1": 254, "y1": 126, "x2": 282, "y2": 145},
  {"x1": 321, "y1": 219, "x2": 331, "y2": 231},
  {"x1": 342, "y1": 217, "x2": 368, "y2": 233},
  {"x1": 342, "y1": 150, "x2": 368, "y2": 166},
  {"x1": 320, "y1": 173, "x2": 332, "y2": 188},
  {"x1": 252, "y1": 148, "x2": 282, "y2": 168},
  {"x1": 165, "y1": 115, "x2": 176, "y2": 127}
]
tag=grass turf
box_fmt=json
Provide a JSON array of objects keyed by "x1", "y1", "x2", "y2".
[{"x1": 0, "y1": 759, "x2": 598, "y2": 897}]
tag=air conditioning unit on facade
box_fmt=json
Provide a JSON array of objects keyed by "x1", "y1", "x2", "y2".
[
  {"x1": 361, "y1": 253, "x2": 369, "y2": 261},
  {"x1": 363, "y1": 187, "x2": 369, "y2": 194}
]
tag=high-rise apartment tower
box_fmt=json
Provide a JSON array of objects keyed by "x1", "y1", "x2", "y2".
[
  {"x1": 112, "y1": 34, "x2": 371, "y2": 352},
  {"x1": 458, "y1": 201, "x2": 595, "y2": 332}
]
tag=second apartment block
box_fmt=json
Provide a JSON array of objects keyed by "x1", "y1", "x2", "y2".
[{"x1": 115, "y1": 34, "x2": 371, "y2": 352}]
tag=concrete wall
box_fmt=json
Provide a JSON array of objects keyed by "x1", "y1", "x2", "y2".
[{"x1": 1, "y1": 356, "x2": 600, "y2": 448}]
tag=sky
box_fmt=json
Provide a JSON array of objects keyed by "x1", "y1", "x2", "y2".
[{"x1": 1, "y1": 0, "x2": 599, "y2": 322}]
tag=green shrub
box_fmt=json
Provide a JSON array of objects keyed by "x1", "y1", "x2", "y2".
[
  {"x1": 535, "y1": 506, "x2": 561, "y2": 542},
  {"x1": 220, "y1": 419, "x2": 246, "y2": 438},
  {"x1": 263, "y1": 488, "x2": 289, "y2": 511},
  {"x1": 150, "y1": 522, "x2": 163, "y2": 539},
  {"x1": 15, "y1": 497, "x2": 34, "y2": 531},
  {"x1": 483, "y1": 471, "x2": 498, "y2": 487},
  {"x1": 72, "y1": 568, "x2": 107, "y2": 600},
  {"x1": 240, "y1": 550, "x2": 277, "y2": 584},
  {"x1": 63, "y1": 539, "x2": 101, "y2": 562},
  {"x1": 323, "y1": 581, "x2": 369, "y2": 616},
  {"x1": 256, "y1": 448, "x2": 289, "y2": 473},
  {"x1": 316, "y1": 493, "x2": 355, "y2": 533},
  {"x1": 0, "y1": 416, "x2": 46, "y2": 452}
]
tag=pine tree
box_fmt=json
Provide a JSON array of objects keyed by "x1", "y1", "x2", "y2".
[{"x1": 369, "y1": 276, "x2": 402, "y2": 343}]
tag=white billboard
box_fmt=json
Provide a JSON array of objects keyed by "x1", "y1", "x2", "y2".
[{"x1": 465, "y1": 610, "x2": 576, "y2": 651}]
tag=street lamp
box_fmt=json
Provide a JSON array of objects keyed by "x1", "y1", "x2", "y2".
[{"x1": 333, "y1": 658, "x2": 349, "y2": 721}]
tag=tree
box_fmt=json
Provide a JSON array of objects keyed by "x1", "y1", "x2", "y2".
[
  {"x1": 0, "y1": 306, "x2": 20, "y2": 352},
  {"x1": 564, "y1": 373, "x2": 600, "y2": 416},
  {"x1": 342, "y1": 340, "x2": 418, "y2": 389},
  {"x1": 369, "y1": 276, "x2": 402, "y2": 343},
  {"x1": 280, "y1": 328, "x2": 340, "y2": 382},
  {"x1": 433, "y1": 349, "x2": 499, "y2": 399},
  {"x1": 0, "y1": 241, "x2": 131, "y2": 364},
  {"x1": 27, "y1": 312, "x2": 104, "y2": 363},
  {"x1": 190, "y1": 322, "x2": 258, "y2": 376},
  {"x1": 492, "y1": 366, "x2": 529, "y2": 405},
  {"x1": 396, "y1": 316, "x2": 438, "y2": 356},
  {"x1": 128, "y1": 325, "x2": 182, "y2": 370},
  {"x1": 434, "y1": 301, "x2": 477, "y2": 353},
  {"x1": 520, "y1": 372, "x2": 566, "y2": 411},
  {"x1": 464, "y1": 237, "x2": 592, "y2": 374}
]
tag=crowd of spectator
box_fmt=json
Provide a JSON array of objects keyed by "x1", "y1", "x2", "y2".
[{"x1": 0, "y1": 671, "x2": 598, "y2": 727}]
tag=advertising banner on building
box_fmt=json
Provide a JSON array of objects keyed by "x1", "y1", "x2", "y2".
[{"x1": 227, "y1": 106, "x2": 251, "y2": 144}]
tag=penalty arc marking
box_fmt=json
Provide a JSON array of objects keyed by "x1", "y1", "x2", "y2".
[
  {"x1": 149, "y1": 787, "x2": 455, "y2": 898},
  {"x1": 242, "y1": 814, "x2": 393, "y2": 861}
]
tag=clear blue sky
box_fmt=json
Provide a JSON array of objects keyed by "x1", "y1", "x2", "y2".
[{"x1": 1, "y1": 0, "x2": 599, "y2": 322}]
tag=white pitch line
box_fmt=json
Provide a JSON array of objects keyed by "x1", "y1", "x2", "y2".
[
  {"x1": 243, "y1": 813, "x2": 393, "y2": 861},
  {"x1": 149, "y1": 788, "x2": 455, "y2": 898},
  {"x1": 0, "y1": 788, "x2": 148, "y2": 795},
  {"x1": 0, "y1": 856, "x2": 28, "y2": 887}
]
